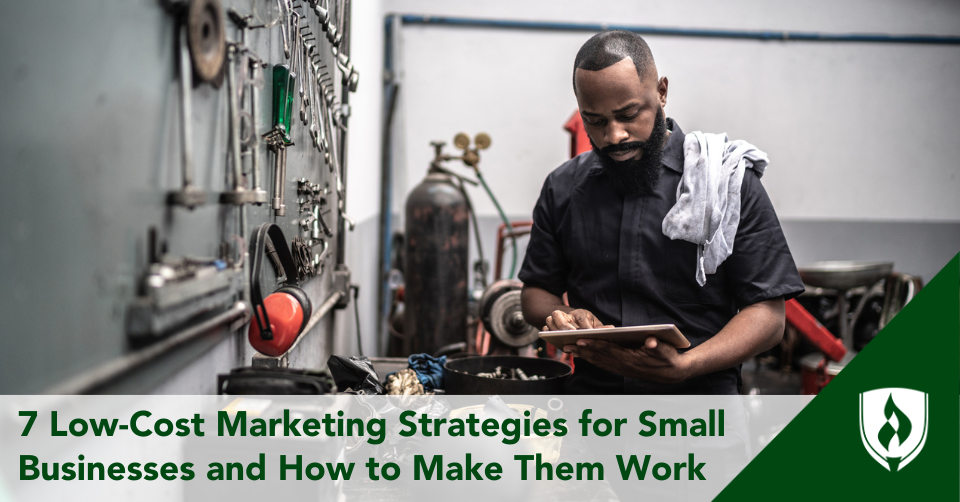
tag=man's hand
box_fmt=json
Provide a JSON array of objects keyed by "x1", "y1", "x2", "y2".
[
  {"x1": 522, "y1": 285, "x2": 608, "y2": 330},
  {"x1": 563, "y1": 337, "x2": 690, "y2": 384},
  {"x1": 543, "y1": 309, "x2": 605, "y2": 331},
  {"x1": 562, "y1": 297, "x2": 786, "y2": 384}
]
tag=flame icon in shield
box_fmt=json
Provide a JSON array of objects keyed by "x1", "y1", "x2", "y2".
[{"x1": 859, "y1": 388, "x2": 928, "y2": 471}]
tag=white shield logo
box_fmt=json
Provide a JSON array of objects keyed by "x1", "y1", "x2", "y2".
[{"x1": 859, "y1": 388, "x2": 928, "y2": 472}]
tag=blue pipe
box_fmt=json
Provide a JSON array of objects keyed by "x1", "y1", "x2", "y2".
[
  {"x1": 378, "y1": 15, "x2": 398, "y2": 355},
  {"x1": 399, "y1": 14, "x2": 960, "y2": 45}
]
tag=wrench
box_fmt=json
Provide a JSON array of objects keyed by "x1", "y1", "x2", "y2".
[
  {"x1": 331, "y1": 46, "x2": 359, "y2": 92},
  {"x1": 224, "y1": 44, "x2": 244, "y2": 197},
  {"x1": 308, "y1": 53, "x2": 323, "y2": 150},
  {"x1": 317, "y1": 73, "x2": 338, "y2": 171},
  {"x1": 168, "y1": 19, "x2": 206, "y2": 208},
  {"x1": 277, "y1": 0, "x2": 290, "y2": 59},
  {"x1": 248, "y1": 59, "x2": 268, "y2": 203},
  {"x1": 298, "y1": 31, "x2": 309, "y2": 125}
]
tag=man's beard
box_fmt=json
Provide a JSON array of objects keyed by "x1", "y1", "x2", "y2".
[{"x1": 591, "y1": 106, "x2": 667, "y2": 197}]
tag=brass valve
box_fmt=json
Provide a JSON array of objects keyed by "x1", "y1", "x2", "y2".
[
  {"x1": 453, "y1": 132, "x2": 491, "y2": 169},
  {"x1": 428, "y1": 133, "x2": 492, "y2": 173}
]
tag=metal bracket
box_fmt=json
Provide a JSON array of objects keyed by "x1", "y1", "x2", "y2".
[
  {"x1": 252, "y1": 352, "x2": 289, "y2": 369},
  {"x1": 333, "y1": 264, "x2": 351, "y2": 309}
]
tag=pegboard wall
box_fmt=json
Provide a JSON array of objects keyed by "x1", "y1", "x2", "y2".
[{"x1": 0, "y1": 0, "x2": 359, "y2": 394}]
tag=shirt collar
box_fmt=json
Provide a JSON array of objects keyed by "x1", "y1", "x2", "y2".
[
  {"x1": 661, "y1": 117, "x2": 684, "y2": 174},
  {"x1": 585, "y1": 117, "x2": 685, "y2": 174}
]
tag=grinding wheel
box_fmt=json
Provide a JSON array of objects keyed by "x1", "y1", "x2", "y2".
[
  {"x1": 187, "y1": 0, "x2": 225, "y2": 84},
  {"x1": 488, "y1": 290, "x2": 539, "y2": 348},
  {"x1": 479, "y1": 279, "x2": 522, "y2": 328}
]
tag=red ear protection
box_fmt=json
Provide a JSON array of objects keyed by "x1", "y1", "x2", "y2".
[{"x1": 248, "y1": 224, "x2": 313, "y2": 356}]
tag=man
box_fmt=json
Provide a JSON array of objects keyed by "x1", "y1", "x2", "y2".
[{"x1": 519, "y1": 30, "x2": 805, "y2": 394}]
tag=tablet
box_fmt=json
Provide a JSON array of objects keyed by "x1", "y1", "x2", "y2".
[{"x1": 539, "y1": 324, "x2": 691, "y2": 350}]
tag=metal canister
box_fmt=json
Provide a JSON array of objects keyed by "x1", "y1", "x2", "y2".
[{"x1": 404, "y1": 171, "x2": 469, "y2": 355}]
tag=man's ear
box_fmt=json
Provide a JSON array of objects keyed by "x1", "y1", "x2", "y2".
[{"x1": 658, "y1": 76, "x2": 669, "y2": 108}]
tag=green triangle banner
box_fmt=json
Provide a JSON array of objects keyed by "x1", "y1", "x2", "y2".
[{"x1": 716, "y1": 254, "x2": 959, "y2": 500}]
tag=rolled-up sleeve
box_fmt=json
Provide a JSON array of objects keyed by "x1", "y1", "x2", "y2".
[
  {"x1": 518, "y1": 176, "x2": 569, "y2": 297},
  {"x1": 724, "y1": 171, "x2": 805, "y2": 309}
]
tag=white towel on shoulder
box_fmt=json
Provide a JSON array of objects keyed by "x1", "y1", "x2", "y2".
[{"x1": 661, "y1": 131, "x2": 769, "y2": 286}]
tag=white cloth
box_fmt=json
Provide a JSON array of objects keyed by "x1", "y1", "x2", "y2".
[{"x1": 661, "y1": 131, "x2": 769, "y2": 286}]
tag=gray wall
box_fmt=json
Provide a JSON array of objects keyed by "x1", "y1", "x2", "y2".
[{"x1": 0, "y1": 0, "x2": 351, "y2": 394}]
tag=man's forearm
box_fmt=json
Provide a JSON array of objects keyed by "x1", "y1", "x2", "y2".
[
  {"x1": 680, "y1": 297, "x2": 786, "y2": 379},
  {"x1": 521, "y1": 286, "x2": 573, "y2": 328}
]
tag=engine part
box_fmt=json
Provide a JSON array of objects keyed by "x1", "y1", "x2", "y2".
[
  {"x1": 479, "y1": 279, "x2": 520, "y2": 328},
  {"x1": 799, "y1": 261, "x2": 893, "y2": 349},
  {"x1": 187, "y1": 0, "x2": 226, "y2": 84},
  {"x1": 785, "y1": 299, "x2": 847, "y2": 362},
  {"x1": 488, "y1": 290, "x2": 539, "y2": 348},
  {"x1": 476, "y1": 366, "x2": 542, "y2": 380}
]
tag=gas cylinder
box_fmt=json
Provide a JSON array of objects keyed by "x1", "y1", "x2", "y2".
[{"x1": 404, "y1": 170, "x2": 469, "y2": 356}]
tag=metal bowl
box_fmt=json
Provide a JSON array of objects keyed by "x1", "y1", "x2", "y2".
[
  {"x1": 443, "y1": 356, "x2": 571, "y2": 395},
  {"x1": 798, "y1": 261, "x2": 894, "y2": 291}
]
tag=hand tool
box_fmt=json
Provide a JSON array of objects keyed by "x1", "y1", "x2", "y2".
[
  {"x1": 330, "y1": 45, "x2": 359, "y2": 93},
  {"x1": 277, "y1": 0, "x2": 290, "y2": 59},
  {"x1": 266, "y1": 61, "x2": 295, "y2": 216},
  {"x1": 271, "y1": 64, "x2": 295, "y2": 139},
  {"x1": 319, "y1": 0, "x2": 341, "y2": 47},
  {"x1": 264, "y1": 133, "x2": 289, "y2": 216},
  {"x1": 310, "y1": 56, "x2": 333, "y2": 162},
  {"x1": 247, "y1": 58, "x2": 269, "y2": 203},
  {"x1": 168, "y1": 19, "x2": 207, "y2": 208},
  {"x1": 305, "y1": 48, "x2": 322, "y2": 150},
  {"x1": 225, "y1": 8, "x2": 269, "y2": 207},
  {"x1": 220, "y1": 43, "x2": 267, "y2": 205}
]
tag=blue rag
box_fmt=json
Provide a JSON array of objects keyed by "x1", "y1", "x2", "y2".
[{"x1": 408, "y1": 354, "x2": 447, "y2": 391}]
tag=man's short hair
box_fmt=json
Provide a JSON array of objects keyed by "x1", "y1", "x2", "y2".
[{"x1": 573, "y1": 30, "x2": 655, "y2": 93}]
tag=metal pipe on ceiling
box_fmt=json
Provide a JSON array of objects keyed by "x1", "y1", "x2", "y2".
[{"x1": 397, "y1": 14, "x2": 960, "y2": 45}]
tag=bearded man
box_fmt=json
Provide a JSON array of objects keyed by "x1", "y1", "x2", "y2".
[{"x1": 519, "y1": 30, "x2": 805, "y2": 394}]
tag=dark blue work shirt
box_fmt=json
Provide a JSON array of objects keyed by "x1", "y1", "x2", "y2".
[{"x1": 519, "y1": 119, "x2": 804, "y2": 394}]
